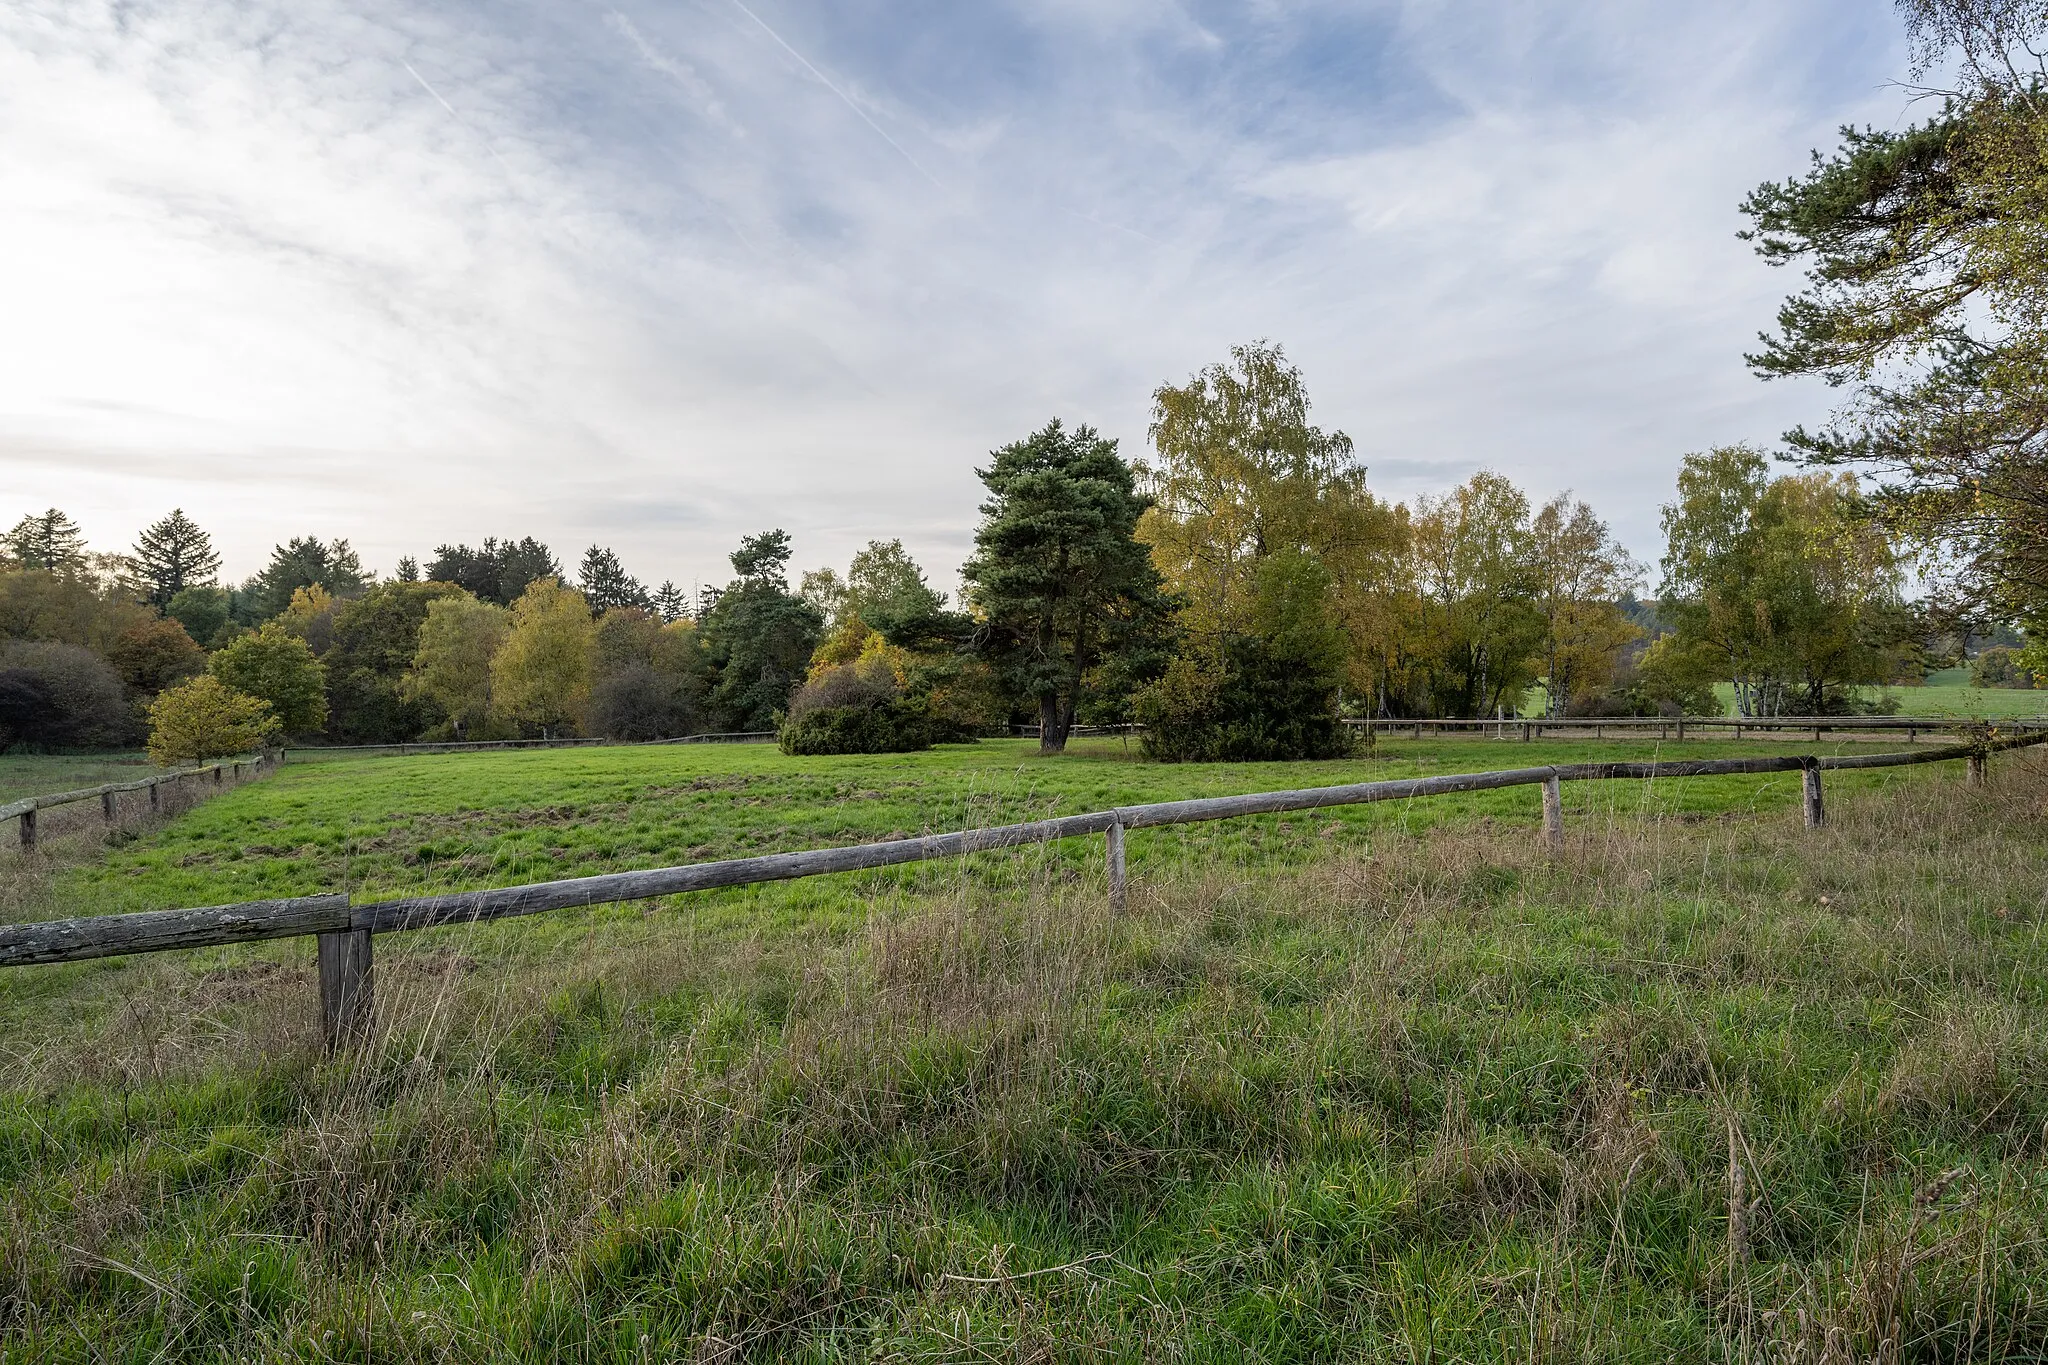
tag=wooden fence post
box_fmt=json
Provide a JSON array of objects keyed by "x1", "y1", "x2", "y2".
[
  {"x1": 1542, "y1": 774, "x2": 1563, "y2": 853},
  {"x1": 318, "y1": 928, "x2": 373, "y2": 1050},
  {"x1": 1521, "y1": 722, "x2": 1531, "y2": 742},
  {"x1": 148, "y1": 781, "x2": 160, "y2": 813},
  {"x1": 100, "y1": 791, "x2": 114, "y2": 824},
  {"x1": 1801, "y1": 761, "x2": 1825, "y2": 830},
  {"x1": 212, "y1": 765, "x2": 222, "y2": 786},
  {"x1": 1968, "y1": 751, "x2": 1987, "y2": 787},
  {"x1": 1105, "y1": 817, "x2": 1127, "y2": 914},
  {"x1": 18, "y1": 808, "x2": 33, "y2": 853}
]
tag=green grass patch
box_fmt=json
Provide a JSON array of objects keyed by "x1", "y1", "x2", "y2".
[
  {"x1": 43, "y1": 735, "x2": 1968, "y2": 918},
  {"x1": 2, "y1": 739, "x2": 2044, "y2": 1359},
  {"x1": 0, "y1": 753, "x2": 166, "y2": 805}
]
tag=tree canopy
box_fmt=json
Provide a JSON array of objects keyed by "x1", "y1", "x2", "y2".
[
  {"x1": 132, "y1": 509, "x2": 221, "y2": 613},
  {"x1": 964, "y1": 420, "x2": 1171, "y2": 753},
  {"x1": 1742, "y1": 1, "x2": 2048, "y2": 626}
]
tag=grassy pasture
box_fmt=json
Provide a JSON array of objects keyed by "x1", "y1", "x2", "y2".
[
  {"x1": 0, "y1": 753, "x2": 165, "y2": 805},
  {"x1": 3, "y1": 738, "x2": 2047, "y2": 1360},
  {"x1": 49, "y1": 734, "x2": 1962, "y2": 918}
]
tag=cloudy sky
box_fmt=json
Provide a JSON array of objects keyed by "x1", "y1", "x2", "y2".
[{"x1": 1, "y1": 0, "x2": 1909, "y2": 594}]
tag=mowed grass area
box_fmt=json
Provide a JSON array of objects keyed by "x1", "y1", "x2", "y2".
[
  {"x1": 40, "y1": 734, "x2": 1970, "y2": 921},
  {"x1": 0, "y1": 753, "x2": 166, "y2": 806},
  {"x1": 1873, "y1": 682, "x2": 2048, "y2": 719},
  {"x1": 0, "y1": 735, "x2": 2043, "y2": 1359}
]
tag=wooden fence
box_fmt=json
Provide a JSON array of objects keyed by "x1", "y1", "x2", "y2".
[
  {"x1": 279, "y1": 732, "x2": 776, "y2": 761},
  {"x1": 2, "y1": 753, "x2": 275, "y2": 852},
  {"x1": 1, "y1": 730, "x2": 2040, "y2": 1049},
  {"x1": 1354, "y1": 715, "x2": 2048, "y2": 742}
]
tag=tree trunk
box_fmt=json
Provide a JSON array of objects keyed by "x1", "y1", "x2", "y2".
[{"x1": 1039, "y1": 693, "x2": 1069, "y2": 754}]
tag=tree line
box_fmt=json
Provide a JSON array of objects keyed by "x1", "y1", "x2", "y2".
[{"x1": 2, "y1": 342, "x2": 1950, "y2": 766}]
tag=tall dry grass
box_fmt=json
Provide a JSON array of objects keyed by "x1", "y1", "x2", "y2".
[{"x1": 3, "y1": 757, "x2": 2048, "y2": 1359}]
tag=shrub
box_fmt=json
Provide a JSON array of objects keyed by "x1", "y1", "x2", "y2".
[
  {"x1": 780, "y1": 700, "x2": 930, "y2": 755},
  {"x1": 779, "y1": 655, "x2": 930, "y2": 754},
  {"x1": 0, "y1": 640, "x2": 137, "y2": 750},
  {"x1": 589, "y1": 662, "x2": 695, "y2": 740},
  {"x1": 147, "y1": 676, "x2": 275, "y2": 764},
  {"x1": 1136, "y1": 635, "x2": 1352, "y2": 762}
]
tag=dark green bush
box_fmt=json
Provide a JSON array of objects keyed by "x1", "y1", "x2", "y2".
[
  {"x1": 778, "y1": 701, "x2": 930, "y2": 755},
  {"x1": 1136, "y1": 635, "x2": 1353, "y2": 762}
]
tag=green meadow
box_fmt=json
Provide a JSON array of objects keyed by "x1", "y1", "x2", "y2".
[{"x1": 2, "y1": 735, "x2": 2045, "y2": 1361}]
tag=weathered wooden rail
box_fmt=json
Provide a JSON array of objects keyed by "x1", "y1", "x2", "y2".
[
  {"x1": 279, "y1": 732, "x2": 776, "y2": 761},
  {"x1": 3, "y1": 753, "x2": 274, "y2": 852},
  {"x1": 1, "y1": 730, "x2": 2039, "y2": 1049},
  {"x1": 1354, "y1": 715, "x2": 2048, "y2": 742}
]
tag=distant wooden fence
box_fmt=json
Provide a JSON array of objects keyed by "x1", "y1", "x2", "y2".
[
  {"x1": 279, "y1": 732, "x2": 776, "y2": 761},
  {"x1": 1, "y1": 730, "x2": 2040, "y2": 1049},
  {"x1": 1353, "y1": 716, "x2": 2048, "y2": 742},
  {"x1": 2, "y1": 753, "x2": 275, "y2": 852}
]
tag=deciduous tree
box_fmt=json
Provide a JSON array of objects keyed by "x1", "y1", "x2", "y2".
[
  {"x1": 209, "y1": 623, "x2": 328, "y2": 734},
  {"x1": 492, "y1": 578, "x2": 597, "y2": 737},
  {"x1": 146, "y1": 676, "x2": 274, "y2": 764},
  {"x1": 409, "y1": 596, "x2": 511, "y2": 739},
  {"x1": 1528, "y1": 495, "x2": 1642, "y2": 716},
  {"x1": 106, "y1": 618, "x2": 205, "y2": 697}
]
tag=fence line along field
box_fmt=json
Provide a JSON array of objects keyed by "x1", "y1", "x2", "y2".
[{"x1": 2, "y1": 732, "x2": 2046, "y2": 1359}]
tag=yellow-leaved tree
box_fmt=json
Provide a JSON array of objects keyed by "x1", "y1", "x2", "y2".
[
  {"x1": 408, "y1": 595, "x2": 512, "y2": 739},
  {"x1": 490, "y1": 578, "x2": 596, "y2": 738},
  {"x1": 147, "y1": 676, "x2": 275, "y2": 765}
]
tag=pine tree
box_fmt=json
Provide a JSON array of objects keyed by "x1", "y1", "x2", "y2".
[
  {"x1": 578, "y1": 545, "x2": 651, "y2": 613},
  {"x1": 652, "y1": 580, "x2": 687, "y2": 623},
  {"x1": 132, "y1": 509, "x2": 223, "y2": 613},
  {"x1": 5, "y1": 509, "x2": 88, "y2": 574},
  {"x1": 962, "y1": 420, "x2": 1173, "y2": 753}
]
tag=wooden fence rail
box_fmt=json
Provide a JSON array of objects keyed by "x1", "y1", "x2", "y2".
[
  {"x1": 2, "y1": 730, "x2": 2041, "y2": 1048},
  {"x1": 2, "y1": 753, "x2": 274, "y2": 852},
  {"x1": 280, "y1": 732, "x2": 777, "y2": 761}
]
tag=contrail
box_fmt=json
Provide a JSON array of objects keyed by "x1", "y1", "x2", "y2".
[
  {"x1": 726, "y1": 0, "x2": 940, "y2": 188},
  {"x1": 401, "y1": 59, "x2": 520, "y2": 182}
]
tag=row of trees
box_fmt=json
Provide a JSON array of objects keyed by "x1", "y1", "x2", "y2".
[{"x1": 0, "y1": 348, "x2": 1947, "y2": 761}]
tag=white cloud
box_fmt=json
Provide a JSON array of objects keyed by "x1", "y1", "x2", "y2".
[{"x1": 0, "y1": 0, "x2": 1912, "y2": 587}]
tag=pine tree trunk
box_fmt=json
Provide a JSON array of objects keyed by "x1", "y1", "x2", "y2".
[{"x1": 1039, "y1": 693, "x2": 1069, "y2": 754}]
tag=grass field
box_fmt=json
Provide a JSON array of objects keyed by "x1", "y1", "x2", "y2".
[
  {"x1": 0, "y1": 753, "x2": 165, "y2": 806},
  {"x1": 3, "y1": 737, "x2": 2045, "y2": 1360},
  {"x1": 39, "y1": 734, "x2": 1962, "y2": 919}
]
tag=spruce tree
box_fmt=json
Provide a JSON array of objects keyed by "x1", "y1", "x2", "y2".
[
  {"x1": 132, "y1": 509, "x2": 223, "y2": 613},
  {"x1": 5, "y1": 509, "x2": 87, "y2": 573},
  {"x1": 578, "y1": 545, "x2": 651, "y2": 613}
]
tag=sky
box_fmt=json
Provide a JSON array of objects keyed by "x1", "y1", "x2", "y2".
[{"x1": 0, "y1": 0, "x2": 1913, "y2": 596}]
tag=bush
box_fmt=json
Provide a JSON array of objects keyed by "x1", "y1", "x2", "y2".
[
  {"x1": 1136, "y1": 635, "x2": 1352, "y2": 762},
  {"x1": 0, "y1": 641, "x2": 137, "y2": 750},
  {"x1": 779, "y1": 701, "x2": 930, "y2": 755},
  {"x1": 589, "y1": 663, "x2": 695, "y2": 740},
  {"x1": 779, "y1": 655, "x2": 931, "y2": 754},
  {"x1": 147, "y1": 676, "x2": 275, "y2": 764}
]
